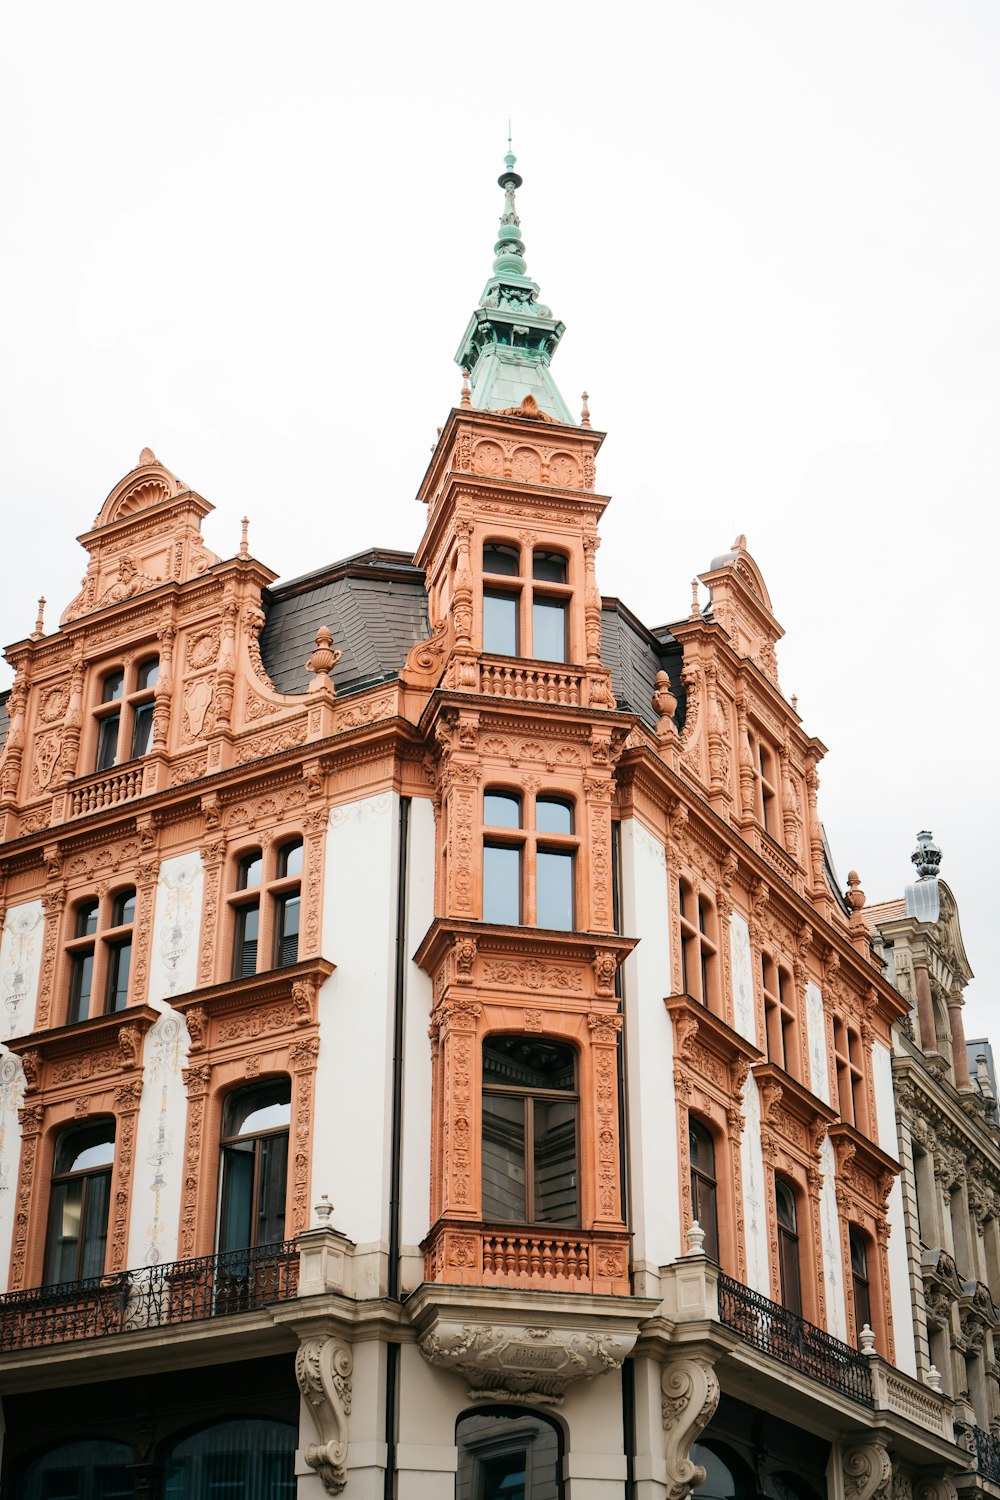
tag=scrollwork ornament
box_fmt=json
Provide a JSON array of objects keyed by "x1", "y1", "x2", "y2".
[
  {"x1": 660, "y1": 1357, "x2": 720, "y2": 1500},
  {"x1": 295, "y1": 1335, "x2": 354, "y2": 1495},
  {"x1": 843, "y1": 1442, "x2": 893, "y2": 1500}
]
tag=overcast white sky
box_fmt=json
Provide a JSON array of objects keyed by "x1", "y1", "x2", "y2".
[{"x1": 1, "y1": 3, "x2": 996, "y2": 1030}]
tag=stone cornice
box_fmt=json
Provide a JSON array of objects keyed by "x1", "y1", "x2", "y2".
[
  {"x1": 170, "y1": 956, "x2": 335, "y2": 1030},
  {"x1": 7, "y1": 1003, "x2": 160, "y2": 1064},
  {"x1": 413, "y1": 916, "x2": 635, "y2": 985}
]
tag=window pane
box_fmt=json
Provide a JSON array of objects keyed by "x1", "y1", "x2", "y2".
[
  {"x1": 483, "y1": 844, "x2": 520, "y2": 925},
  {"x1": 105, "y1": 939, "x2": 132, "y2": 1012},
  {"x1": 535, "y1": 797, "x2": 573, "y2": 835},
  {"x1": 224, "y1": 1081, "x2": 292, "y2": 1138},
  {"x1": 113, "y1": 890, "x2": 136, "y2": 926},
  {"x1": 163, "y1": 1419, "x2": 297, "y2": 1500},
  {"x1": 44, "y1": 1179, "x2": 83, "y2": 1284},
  {"x1": 137, "y1": 657, "x2": 159, "y2": 690},
  {"x1": 482, "y1": 1094, "x2": 526, "y2": 1221},
  {"x1": 234, "y1": 902, "x2": 260, "y2": 978},
  {"x1": 483, "y1": 592, "x2": 518, "y2": 655},
  {"x1": 532, "y1": 551, "x2": 567, "y2": 583},
  {"x1": 55, "y1": 1123, "x2": 116, "y2": 1174},
  {"x1": 76, "y1": 901, "x2": 99, "y2": 938},
  {"x1": 483, "y1": 1036, "x2": 576, "y2": 1091},
  {"x1": 532, "y1": 599, "x2": 567, "y2": 662},
  {"x1": 536, "y1": 849, "x2": 573, "y2": 930},
  {"x1": 80, "y1": 1171, "x2": 110, "y2": 1279},
  {"x1": 483, "y1": 544, "x2": 520, "y2": 577},
  {"x1": 278, "y1": 839, "x2": 303, "y2": 878},
  {"x1": 481, "y1": 1454, "x2": 527, "y2": 1500},
  {"x1": 130, "y1": 701, "x2": 154, "y2": 758},
  {"x1": 219, "y1": 1142, "x2": 255, "y2": 1253},
  {"x1": 95, "y1": 714, "x2": 120, "y2": 770},
  {"x1": 484, "y1": 791, "x2": 521, "y2": 829},
  {"x1": 237, "y1": 852, "x2": 263, "y2": 890},
  {"x1": 102, "y1": 671, "x2": 124, "y2": 704},
  {"x1": 689, "y1": 1119, "x2": 715, "y2": 1173},
  {"x1": 68, "y1": 951, "x2": 94, "y2": 1024},
  {"x1": 533, "y1": 1098, "x2": 578, "y2": 1224},
  {"x1": 256, "y1": 1132, "x2": 289, "y2": 1245},
  {"x1": 274, "y1": 893, "x2": 300, "y2": 968}
]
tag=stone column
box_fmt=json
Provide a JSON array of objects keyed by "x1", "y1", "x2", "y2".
[
  {"x1": 914, "y1": 964, "x2": 936, "y2": 1054},
  {"x1": 948, "y1": 993, "x2": 971, "y2": 1088}
]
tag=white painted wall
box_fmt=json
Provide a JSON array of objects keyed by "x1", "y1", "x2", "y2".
[
  {"x1": 806, "y1": 980, "x2": 831, "y2": 1105},
  {"x1": 0, "y1": 1053, "x2": 26, "y2": 1293},
  {"x1": 729, "y1": 912, "x2": 756, "y2": 1046},
  {"x1": 618, "y1": 818, "x2": 679, "y2": 1279},
  {"x1": 819, "y1": 1132, "x2": 847, "y2": 1341},
  {"x1": 871, "y1": 1037, "x2": 916, "y2": 1373},
  {"x1": 314, "y1": 792, "x2": 400, "y2": 1297},
  {"x1": 0, "y1": 899, "x2": 44, "y2": 1042},
  {"x1": 126, "y1": 850, "x2": 201, "y2": 1267},
  {"x1": 740, "y1": 1071, "x2": 770, "y2": 1294},
  {"x1": 400, "y1": 796, "x2": 435, "y2": 1288}
]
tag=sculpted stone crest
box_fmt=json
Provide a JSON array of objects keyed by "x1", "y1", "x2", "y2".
[{"x1": 418, "y1": 1318, "x2": 632, "y2": 1406}]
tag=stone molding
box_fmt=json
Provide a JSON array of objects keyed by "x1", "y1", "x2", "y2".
[
  {"x1": 295, "y1": 1333, "x2": 354, "y2": 1495},
  {"x1": 660, "y1": 1355, "x2": 721, "y2": 1500}
]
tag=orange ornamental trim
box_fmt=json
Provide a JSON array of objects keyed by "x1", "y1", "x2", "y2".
[
  {"x1": 171, "y1": 956, "x2": 330, "y2": 1260},
  {"x1": 666, "y1": 993, "x2": 761, "y2": 1281},
  {"x1": 827, "y1": 1120, "x2": 899, "y2": 1361},
  {"x1": 6, "y1": 1005, "x2": 157, "y2": 1292},
  {"x1": 422, "y1": 1220, "x2": 630, "y2": 1297}
]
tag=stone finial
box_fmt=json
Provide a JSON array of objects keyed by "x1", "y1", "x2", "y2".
[
  {"x1": 859, "y1": 1324, "x2": 877, "y2": 1356},
  {"x1": 314, "y1": 1193, "x2": 334, "y2": 1227},
  {"x1": 690, "y1": 579, "x2": 702, "y2": 619},
  {"x1": 139, "y1": 447, "x2": 156, "y2": 465},
  {"x1": 580, "y1": 391, "x2": 591, "y2": 428},
  {"x1": 732, "y1": 533, "x2": 747, "y2": 552},
  {"x1": 791, "y1": 693, "x2": 799, "y2": 713},
  {"x1": 912, "y1": 829, "x2": 942, "y2": 879},
  {"x1": 685, "y1": 1219, "x2": 706, "y2": 1256},
  {"x1": 31, "y1": 597, "x2": 46, "y2": 641},
  {"x1": 845, "y1": 871, "x2": 866, "y2": 913},
  {"x1": 652, "y1": 670, "x2": 678, "y2": 746},
  {"x1": 460, "y1": 368, "x2": 471, "y2": 407},
  {"x1": 306, "y1": 626, "x2": 343, "y2": 695},
  {"x1": 239, "y1": 517, "x2": 250, "y2": 560},
  {"x1": 927, "y1": 1363, "x2": 942, "y2": 1392}
]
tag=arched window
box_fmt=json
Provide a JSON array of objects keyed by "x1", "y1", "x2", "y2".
[
  {"x1": 18, "y1": 1439, "x2": 134, "y2": 1500},
  {"x1": 833, "y1": 1016, "x2": 866, "y2": 1130},
  {"x1": 456, "y1": 1407, "x2": 562, "y2": 1500},
  {"x1": 218, "y1": 1081, "x2": 291, "y2": 1252},
  {"x1": 482, "y1": 791, "x2": 576, "y2": 930},
  {"x1": 690, "y1": 1442, "x2": 754, "y2": 1500},
  {"x1": 44, "y1": 1120, "x2": 116, "y2": 1285},
  {"x1": 689, "y1": 1117, "x2": 719, "y2": 1262},
  {"x1": 66, "y1": 888, "x2": 136, "y2": 1023},
  {"x1": 754, "y1": 738, "x2": 779, "y2": 836},
  {"x1": 849, "y1": 1225, "x2": 872, "y2": 1342},
  {"x1": 163, "y1": 1418, "x2": 297, "y2": 1498},
  {"x1": 775, "y1": 1176, "x2": 803, "y2": 1316},
  {"x1": 678, "y1": 880, "x2": 719, "y2": 1013},
  {"x1": 762, "y1": 952, "x2": 797, "y2": 1077},
  {"x1": 93, "y1": 656, "x2": 159, "y2": 770},
  {"x1": 229, "y1": 837, "x2": 303, "y2": 978},
  {"x1": 481, "y1": 542, "x2": 572, "y2": 662},
  {"x1": 482, "y1": 1036, "x2": 578, "y2": 1226}
]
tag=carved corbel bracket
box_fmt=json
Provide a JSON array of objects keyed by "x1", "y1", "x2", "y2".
[
  {"x1": 843, "y1": 1439, "x2": 893, "y2": 1500},
  {"x1": 914, "y1": 1479, "x2": 958, "y2": 1500},
  {"x1": 660, "y1": 1355, "x2": 721, "y2": 1500},
  {"x1": 295, "y1": 1334, "x2": 354, "y2": 1495}
]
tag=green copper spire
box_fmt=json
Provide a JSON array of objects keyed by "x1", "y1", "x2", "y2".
[{"x1": 454, "y1": 146, "x2": 572, "y2": 424}]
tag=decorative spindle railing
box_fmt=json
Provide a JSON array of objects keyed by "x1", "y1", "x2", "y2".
[
  {"x1": 717, "y1": 1273, "x2": 873, "y2": 1407},
  {"x1": 479, "y1": 662, "x2": 583, "y2": 706},
  {"x1": 69, "y1": 764, "x2": 145, "y2": 816},
  {"x1": 481, "y1": 1231, "x2": 591, "y2": 1282},
  {"x1": 0, "y1": 1241, "x2": 298, "y2": 1351}
]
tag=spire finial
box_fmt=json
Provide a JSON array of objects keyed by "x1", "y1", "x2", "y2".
[
  {"x1": 239, "y1": 517, "x2": 249, "y2": 560},
  {"x1": 460, "y1": 368, "x2": 471, "y2": 407},
  {"x1": 580, "y1": 391, "x2": 591, "y2": 428},
  {"x1": 494, "y1": 136, "x2": 526, "y2": 279},
  {"x1": 31, "y1": 597, "x2": 46, "y2": 641}
]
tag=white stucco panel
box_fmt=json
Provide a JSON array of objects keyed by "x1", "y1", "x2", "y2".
[
  {"x1": 729, "y1": 911, "x2": 756, "y2": 1046},
  {"x1": 806, "y1": 980, "x2": 831, "y2": 1105},
  {"x1": 0, "y1": 899, "x2": 44, "y2": 1042},
  {"x1": 740, "y1": 1071, "x2": 770, "y2": 1294},
  {"x1": 870, "y1": 1037, "x2": 915, "y2": 1371},
  {"x1": 148, "y1": 850, "x2": 204, "y2": 1006},
  {"x1": 819, "y1": 1132, "x2": 847, "y2": 1341},
  {"x1": 0, "y1": 1054, "x2": 26, "y2": 1292},
  {"x1": 400, "y1": 797, "x2": 435, "y2": 1256},
  {"x1": 127, "y1": 1012, "x2": 190, "y2": 1267}
]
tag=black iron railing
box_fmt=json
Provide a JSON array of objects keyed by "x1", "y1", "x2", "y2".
[
  {"x1": 718, "y1": 1272, "x2": 873, "y2": 1407},
  {"x1": 0, "y1": 1241, "x2": 298, "y2": 1352},
  {"x1": 974, "y1": 1427, "x2": 1000, "y2": 1485}
]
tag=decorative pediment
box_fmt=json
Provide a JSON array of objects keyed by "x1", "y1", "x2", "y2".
[
  {"x1": 665, "y1": 993, "x2": 761, "y2": 1103},
  {"x1": 94, "y1": 449, "x2": 186, "y2": 529},
  {"x1": 698, "y1": 536, "x2": 783, "y2": 687}
]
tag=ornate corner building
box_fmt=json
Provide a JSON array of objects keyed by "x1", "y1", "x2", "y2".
[{"x1": 0, "y1": 152, "x2": 988, "y2": 1500}]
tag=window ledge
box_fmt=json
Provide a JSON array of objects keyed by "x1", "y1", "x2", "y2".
[
  {"x1": 6, "y1": 1004, "x2": 161, "y2": 1087},
  {"x1": 171, "y1": 956, "x2": 335, "y2": 1044}
]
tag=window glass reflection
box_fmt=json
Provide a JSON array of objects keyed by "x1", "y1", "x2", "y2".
[
  {"x1": 536, "y1": 850, "x2": 573, "y2": 930},
  {"x1": 484, "y1": 845, "x2": 521, "y2": 925},
  {"x1": 532, "y1": 599, "x2": 567, "y2": 662},
  {"x1": 484, "y1": 592, "x2": 518, "y2": 655}
]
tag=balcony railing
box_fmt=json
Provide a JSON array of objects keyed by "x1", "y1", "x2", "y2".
[
  {"x1": 0, "y1": 1241, "x2": 298, "y2": 1352},
  {"x1": 69, "y1": 763, "x2": 145, "y2": 817},
  {"x1": 718, "y1": 1272, "x2": 873, "y2": 1407},
  {"x1": 479, "y1": 661, "x2": 583, "y2": 705},
  {"x1": 974, "y1": 1427, "x2": 1000, "y2": 1485}
]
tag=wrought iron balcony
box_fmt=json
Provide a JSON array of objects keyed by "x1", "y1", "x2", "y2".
[
  {"x1": 717, "y1": 1272, "x2": 873, "y2": 1407},
  {"x1": 974, "y1": 1426, "x2": 1000, "y2": 1486},
  {"x1": 0, "y1": 1241, "x2": 298, "y2": 1352}
]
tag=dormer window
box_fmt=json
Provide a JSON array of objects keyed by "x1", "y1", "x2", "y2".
[
  {"x1": 93, "y1": 657, "x2": 159, "y2": 771},
  {"x1": 481, "y1": 543, "x2": 572, "y2": 663}
]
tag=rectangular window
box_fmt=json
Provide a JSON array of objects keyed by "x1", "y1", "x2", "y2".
[
  {"x1": 483, "y1": 844, "x2": 521, "y2": 925},
  {"x1": 482, "y1": 1094, "x2": 527, "y2": 1221},
  {"x1": 233, "y1": 902, "x2": 260, "y2": 979},
  {"x1": 130, "y1": 702, "x2": 154, "y2": 759},
  {"x1": 274, "y1": 893, "x2": 300, "y2": 968},
  {"x1": 483, "y1": 591, "x2": 518, "y2": 655},
  {"x1": 532, "y1": 598, "x2": 567, "y2": 662},
  {"x1": 536, "y1": 849, "x2": 573, "y2": 931},
  {"x1": 68, "y1": 951, "x2": 95, "y2": 1024},
  {"x1": 533, "y1": 1098, "x2": 578, "y2": 1224},
  {"x1": 104, "y1": 939, "x2": 132, "y2": 1013},
  {"x1": 95, "y1": 714, "x2": 120, "y2": 771}
]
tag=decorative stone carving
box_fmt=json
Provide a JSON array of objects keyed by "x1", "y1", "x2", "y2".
[
  {"x1": 295, "y1": 1335, "x2": 353, "y2": 1495},
  {"x1": 418, "y1": 1319, "x2": 631, "y2": 1406},
  {"x1": 660, "y1": 1356, "x2": 721, "y2": 1500},
  {"x1": 843, "y1": 1441, "x2": 893, "y2": 1500}
]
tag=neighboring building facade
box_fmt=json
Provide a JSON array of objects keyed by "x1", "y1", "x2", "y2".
[{"x1": 0, "y1": 153, "x2": 980, "y2": 1500}]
